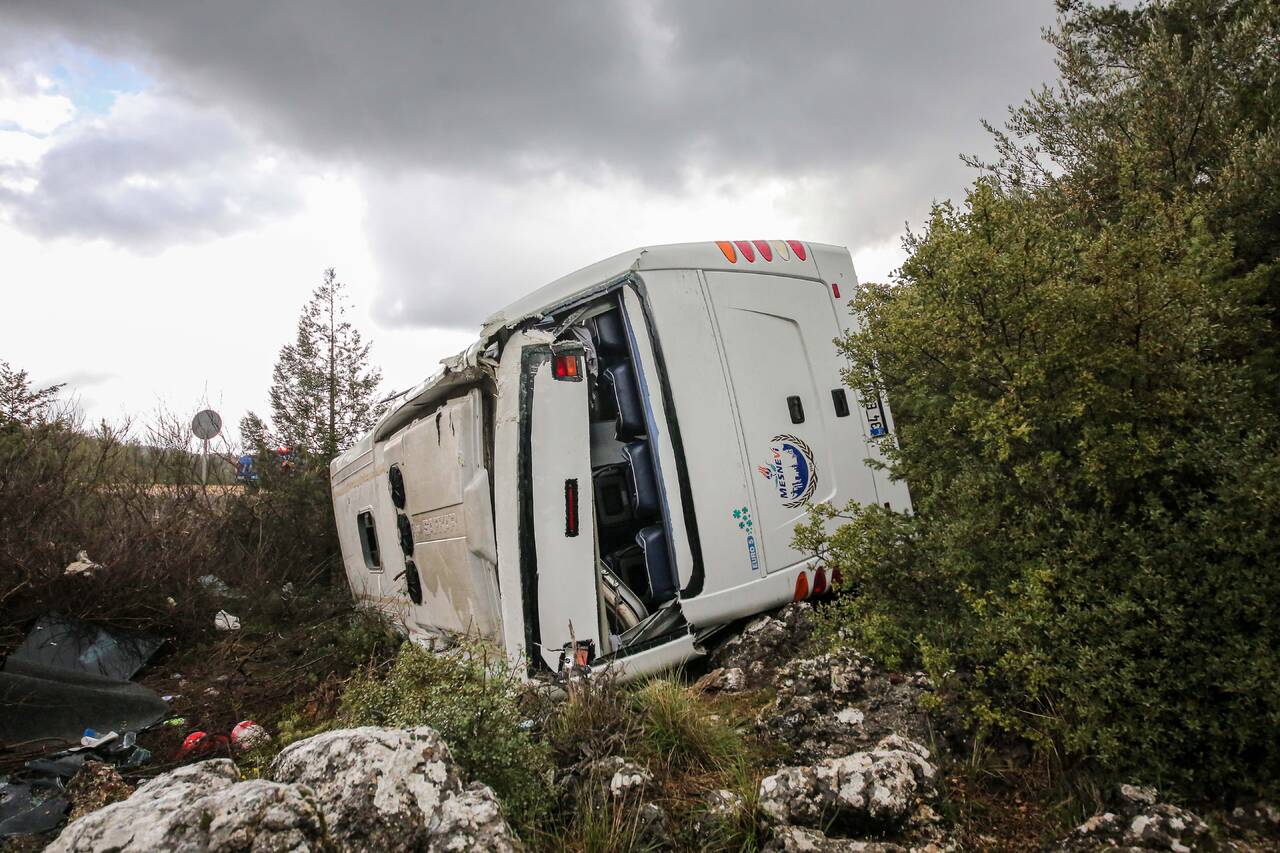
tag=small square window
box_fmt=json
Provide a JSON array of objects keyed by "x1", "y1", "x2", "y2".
[{"x1": 357, "y1": 511, "x2": 381, "y2": 571}]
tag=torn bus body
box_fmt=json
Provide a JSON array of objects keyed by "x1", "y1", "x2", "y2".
[{"x1": 330, "y1": 240, "x2": 911, "y2": 682}]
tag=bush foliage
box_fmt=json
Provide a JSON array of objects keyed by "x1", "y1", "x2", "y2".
[
  {"x1": 801, "y1": 0, "x2": 1280, "y2": 796},
  {"x1": 340, "y1": 641, "x2": 553, "y2": 830}
]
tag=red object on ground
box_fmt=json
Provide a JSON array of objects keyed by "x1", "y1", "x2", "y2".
[
  {"x1": 176, "y1": 731, "x2": 229, "y2": 760},
  {"x1": 231, "y1": 720, "x2": 271, "y2": 752}
]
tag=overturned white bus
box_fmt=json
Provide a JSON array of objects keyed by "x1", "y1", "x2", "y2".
[{"x1": 330, "y1": 240, "x2": 910, "y2": 681}]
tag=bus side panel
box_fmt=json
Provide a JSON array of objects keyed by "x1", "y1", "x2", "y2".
[{"x1": 332, "y1": 448, "x2": 412, "y2": 624}]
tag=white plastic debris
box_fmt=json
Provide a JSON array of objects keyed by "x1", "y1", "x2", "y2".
[
  {"x1": 80, "y1": 730, "x2": 118, "y2": 748},
  {"x1": 64, "y1": 550, "x2": 102, "y2": 576},
  {"x1": 214, "y1": 610, "x2": 241, "y2": 631}
]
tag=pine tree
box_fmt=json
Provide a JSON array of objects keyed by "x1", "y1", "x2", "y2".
[
  {"x1": 0, "y1": 361, "x2": 63, "y2": 426},
  {"x1": 245, "y1": 269, "x2": 384, "y2": 459}
]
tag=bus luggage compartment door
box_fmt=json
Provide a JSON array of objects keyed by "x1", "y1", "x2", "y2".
[{"x1": 524, "y1": 343, "x2": 601, "y2": 671}]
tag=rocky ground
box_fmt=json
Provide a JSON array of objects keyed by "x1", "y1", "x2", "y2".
[{"x1": 22, "y1": 602, "x2": 1280, "y2": 851}]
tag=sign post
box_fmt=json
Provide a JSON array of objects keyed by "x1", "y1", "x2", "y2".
[{"x1": 191, "y1": 409, "x2": 223, "y2": 486}]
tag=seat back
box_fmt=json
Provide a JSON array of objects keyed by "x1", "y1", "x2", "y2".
[
  {"x1": 602, "y1": 363, "x2": 646, "y2": 439},
  {"x1": 635, "y1": 524, "x2": 677, "y2": 604},
  {"x1": 621, "y1": 440, "x2": 660, "y2": 519}
]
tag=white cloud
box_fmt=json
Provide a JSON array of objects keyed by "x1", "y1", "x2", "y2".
[
  {"x1": 0, "y1": 89, "x2": 302, "y2": 250},
  {"x1": 0, "y1": 69, "x2": 73, "y2": 134}
]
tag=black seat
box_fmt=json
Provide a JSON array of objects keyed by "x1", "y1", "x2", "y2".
[
  {"x1": 588, "y1": 311, "x2": 629, "y2": 358},
  {"x1": 635, "y1": 525, "x2": 677, "y2": 603},
  {"x1": 622, "y1": 440, "x2": 660, "y2": 519},
  {"x1": 592, "y1": 464, "x2": 632, "y2": 528},
  {"x1": 603, "y1": 544, "x2": 647, "y2": 599},
  {"x1": 602, "y1": 363, "x2": 646, "y2": 439}
]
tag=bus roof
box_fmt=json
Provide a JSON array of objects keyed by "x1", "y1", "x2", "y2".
[{"x1": 480, "y1": 240, "x2": 829, "y2": 338}]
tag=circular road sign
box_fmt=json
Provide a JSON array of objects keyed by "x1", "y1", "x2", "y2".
[{"x1": 192, "y1": 409, "x2": 223, "y2": 440}]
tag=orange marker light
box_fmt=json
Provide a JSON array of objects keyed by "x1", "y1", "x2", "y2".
[
  {"x1": 716, "y1": 241, "x2": 737, "y2": 263},
  {"x1": 794, "y1": 571, "x2": 810, "y2": 601}
]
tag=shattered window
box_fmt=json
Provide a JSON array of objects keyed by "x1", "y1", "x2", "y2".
[{"x1": 358, "y1": 511, "x2": 381, "y2": 571}]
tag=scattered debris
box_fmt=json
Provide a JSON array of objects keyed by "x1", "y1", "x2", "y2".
[
  {"x1": 212, "y1": 610, "x2": 240, "y2": 631},
  {"x1": 79, "y1": 730, "x2": 118, "y2": 749},
  {"x1": 5, "y1": 614, "x2": 162, "y2": 681},
  {"x1": 175, "y1": 731, "x2": 228, "y2": 761},
  {"x1": 63, "y1": 550, "x2": 102, "y2": 577},
  {"x1": 229, "y1": 720, "x2": 270, "y2": 753},
  {"x1": 0, "y1": 616, "x2": 167, "y2": 747},
  {"x1": 198, "y1": 574, "x2": 237, "y2": 599},
  {"x1": 0, "y1": 780, "x2": 68, "y2": 839}
]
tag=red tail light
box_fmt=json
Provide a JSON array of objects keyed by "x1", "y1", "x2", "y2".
[
  {"x1": 794, "y1": 571, "x2": 810, "y2": 601},
  {"x1": 752, "y1": 240, "x2": 773, "y2": 261},
  {"x1": 553, "y1": 354, "x2": 579, "y2": 379},
  {"x1": 812, "y1": 566, "x2": 827, "y2": 596},
  {"x1": 786, "y1": 240, "x2": 807, "y2": 261},
  {"x1": 733, "y1": 240, "x2": 756, "y2": 262},
  {"x1": 831, "y1": 567, "x2": 843, "y2": 588},
  {"x1": 831, "y1": 282, "x2": 841, "y2": 298},
  {"x1": 564, "y1": 478, "x2": 579, "y2": 537}
]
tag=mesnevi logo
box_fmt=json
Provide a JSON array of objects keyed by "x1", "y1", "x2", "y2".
[{"x1": 756, "y1": 434, "x2": 817, "y2": 509}]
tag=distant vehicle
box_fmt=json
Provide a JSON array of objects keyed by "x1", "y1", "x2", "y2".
[
  {"x1": 235, "y1": 447, "x2": 295, "y2": 483},
  {"x1": 331, "y1": 241, "x2": 910, "y2": 682}
]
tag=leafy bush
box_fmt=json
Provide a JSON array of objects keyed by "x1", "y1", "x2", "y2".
[
  {"x1": 803, "y1": 0, "x2": 1280, "y2": 797},
  {"x1": 340, "y1": 640, "x2": 553, "y2": 830}
]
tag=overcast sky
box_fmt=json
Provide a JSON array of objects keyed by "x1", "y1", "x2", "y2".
[{"x1": 0, "y1": 2, "x2": 1058, "y2": 438}]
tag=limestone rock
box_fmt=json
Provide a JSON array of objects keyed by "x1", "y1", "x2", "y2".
[
  {"x1": 759, "y1": 735, "x2": 936, "y2": 834},
  {"x1": 270, "y1": 725, "x2": 517, "y2": 852},
  {"x1": 580, "y1": 755, "x2": 655, "y2": 798},
  {"x1": 758, "y1": 652, "x2": 930, "y2": 763},
  {"x1": 694, "y1": 666, "x2": 747, "y2": 693},
  {"x1": 1054, "y1": 784, "x2": 1210, "y2": 852},
  {"x1": 46, "y1": 760, "x2": 326, "y2": 852},
  {"x1": 709, "y1": 602, "x2": 816, "y2": 681},
  {"x1": 766, "y1": 825, "x2": 908, "y2": 852}
]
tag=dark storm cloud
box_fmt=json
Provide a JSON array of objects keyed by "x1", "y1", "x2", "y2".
[
  {"x1": 1, "y1": 1, "x2": 1055, "y2": 181},
  {"x1": 0, "y1": 1, "x2": 1059, "y2": 328}
]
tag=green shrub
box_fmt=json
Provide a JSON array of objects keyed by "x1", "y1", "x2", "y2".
[
  {"x1": 340, "y1": 640, "x2": 553, "y2": 830},
  {"x1": 802, "y1": 0, "x2": 1280, "y2": 798}
]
